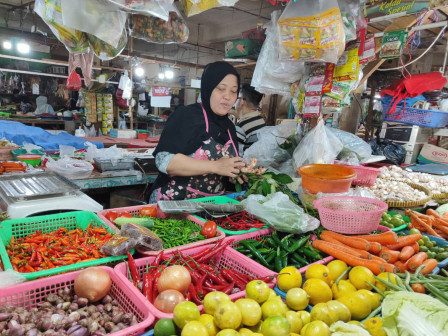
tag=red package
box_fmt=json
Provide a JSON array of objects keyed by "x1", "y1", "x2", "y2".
[
  {"x1": 322, "y1": 63, "x2": 335, "y2": 94},
  {"x1": 66, "y1": 70, "x2": 82, "y2": 91}
]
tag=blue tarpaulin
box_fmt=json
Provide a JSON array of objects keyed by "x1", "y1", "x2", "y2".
[{"x1": 0, "y1": 120, "x2": 104, "y2": 149}]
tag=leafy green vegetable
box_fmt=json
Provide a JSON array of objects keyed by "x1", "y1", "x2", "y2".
[
  {"x1": 382, "y1": 291, "x2": 448, "y2": 336},
  {"x1": 329, "y1": 321, "x2": 370, "y2": 336}
]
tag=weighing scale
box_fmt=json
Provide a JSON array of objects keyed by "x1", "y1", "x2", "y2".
[{"x1": 0, "y1": 171, "x2": 103, "y2": 218}]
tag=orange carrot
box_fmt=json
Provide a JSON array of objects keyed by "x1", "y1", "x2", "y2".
[
  {"x1": 385, "y1": 234, "x2": 423, "y2": 250},
  {"x1": 320, "y1": 231, "x2": 371, "y2": 251},
  {"x1": 410, "y1": 242, "x2": 420, "y2": 253},
  {"x1": 399, "y1": 246, "x2": 415, "y2": 261},
  {"x1": 407, "y1": 252, "x2": 428, "y2": 271},
  {"x1": 432, "y1": 221, "x2": 448, "y2": 236},
  {"x1": 312, "y1": 240, "x2": 394, "y2": 275},
  {"x1": 409, "y1": 212, "x2": 440, "y2": 237},
  {"x1": 420, "y1": 258, "x2": 438, "y2": 275},
  {"x1": 320, "y1": 236, "x2": 371, "y2": 259},
  {"x1": 442, "y1": 212, "x2": 448, "y2": 220},
  {"x1": 380, "y1": 248, "x2": 400, "y2": 263},
  {"x1": 370, "y1": 254, "x2": 388, "y2": 263},
  {"x1": 353, "y1": 231, "x2": 398, "y2": 245},
  {"x1": 368, "y1": 242, "x2": 382, "y2": 254},
  {"x1": 411, "y1": 283, "x2": 426, "y2": 293},
  {"x1": 394, "y1": 260, "x2": 408, "y2": 273},
  {"x1": 426, "y1": 208, "x2": 441, "y2": 218}
]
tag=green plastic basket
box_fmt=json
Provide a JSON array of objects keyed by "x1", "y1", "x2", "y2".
[
  {"x1": 188, "y1": 196, "x2": 268, "y2": 236},
  {"x1": 11, "y1": 148, "x2": 43, "y2": 160},
  {"x1": 0, "y1": 211, "x2": 130, "y2": 280}
]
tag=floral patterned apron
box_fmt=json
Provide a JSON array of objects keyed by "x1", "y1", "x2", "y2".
[{"x1": 157, "y1": 104, "x2": 238, "y2": 200}]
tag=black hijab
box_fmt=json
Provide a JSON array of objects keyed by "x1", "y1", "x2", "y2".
[{"x1": 154, "y1": 61, "x2": 240, "y2": 156}]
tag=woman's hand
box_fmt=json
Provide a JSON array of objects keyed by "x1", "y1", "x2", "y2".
[{"x1": 213, "y1": 156, "x2": 244, "y2": 178}]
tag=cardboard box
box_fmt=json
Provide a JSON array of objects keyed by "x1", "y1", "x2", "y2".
[
  {"x1": 224, "y1": 38, "x2": 262, "y2": 58},
  {"x1": 418, "y1": 144, "x2": 448, "y2": 165}
]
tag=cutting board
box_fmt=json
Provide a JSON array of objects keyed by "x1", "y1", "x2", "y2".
[{"x1": 406, "y1": 164, "x2": 448, "y2": 175}]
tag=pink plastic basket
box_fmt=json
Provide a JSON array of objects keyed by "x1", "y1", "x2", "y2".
[
  {"x1": 225, "y1": 228, "x2": 335, "y2": 274},
  {"x1": 114, "y1": 243, "x2": 276, "y2": 320},
  {"x1": 0, "y1": 266, "x2": 154, "y2": 336},
  {"x1": 314, "y1": 196, "x2": 388, "y2": 234},
  {"x1": 97, "y1": 204, "x2": 225, "y2": 256},
  {"x1": 334, "y1": 161, "x2": 381, "y2": 186}
]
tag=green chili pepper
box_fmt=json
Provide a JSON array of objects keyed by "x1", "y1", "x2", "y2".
[
  {"x1": 299, "y1": 246, "x2": 322, "y2": 261},
  {"x1": 240, "y1": 240, "x2": 270, "y2": 268},
  {"x1": 272, "y1": 231, "x2": 292, "y2": 253},
  {"x1": 289, "y1": 235, "x2": 310, "y2": 253},
  {"x1": 274, "y1": 255, "x2": 283, "y2": 272}
]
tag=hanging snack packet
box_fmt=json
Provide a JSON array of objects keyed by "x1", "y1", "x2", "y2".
[
  {"x1": 322, "y1": 63, "x2": 335, "y2": 94},
  {"x1": 87, "y1": 29, "x2": 128, "y2": 61},
  {"x1": 278, "y1": 0, "x2": 345, "y2": 63},
  {"x1": 306, "y1": 75, "x2": 325, "y2": 96},
  {"x1": 304, "y1": 95, "x2": 322, "y2": 116},
  {"x1": 101, "y1": 235, "x2": 138, "y2": 256},
  {"x1": 327, "y1": 81, "x2": 352, "y2": 101},
  {"x1": 380, "y1": 30, "x2": 408, "y2": 59},
  {"x1": 360, "y1": 34, "x2": 377, "y2": 64},
  {"x1": 334, "y1": 48, "x2": 360, "y2": 81},
  {"x1": 121, "y1": 223, "x2": 163, "y2": 251}
]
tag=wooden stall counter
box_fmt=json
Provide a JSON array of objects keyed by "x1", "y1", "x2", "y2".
[{"x1": 82, "y1": 136, "x2": 159, "y2": 149}]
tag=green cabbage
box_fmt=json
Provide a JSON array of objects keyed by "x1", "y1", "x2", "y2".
[
  {"x1": 382, "y1": 291, "x2": 448, "y2": 336},
  {"x1": 329, "y1": 321, "x2": 370, "y2": 336}
]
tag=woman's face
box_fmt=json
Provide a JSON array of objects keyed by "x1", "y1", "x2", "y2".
[{"x1": 210, "y1": 74, "x2": 238, "y2": 116}]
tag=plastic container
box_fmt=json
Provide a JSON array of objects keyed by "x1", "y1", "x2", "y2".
[
  {"x1": 97, "y1": 204, "x2": 225, "y2": 256},
  {"x1": 189, "y1": 196, "x2": 268, "y2": 236},
  {"x1": 114, "y1": 243, "x2": 276, "y2": 320},
  {"x1": 11, "y1": 148, "x2": 44, "y2": 160},
  {"x1": 298, "y1": 164, "x2": 356, "y2": 194},
  {"x1": 0, "y1": 211, "x2": 130, "y2": 280},
  {"x1": 94, "y1": 157, "x2": 135, "y2": 171},
  {"x1": 334, "y1": 162, "x2": 381, "y2": 187},
  {"x1": 314, "y1": 196, "x2": 388, "y2": 234},
  {"x1": 382, "y1": 104, "x2": 448, "y2": 128},
  {"x1": 225, "y1": 228, "x2": 335, "y2": 273},
  {"x1": 0, "y1": 266, "x2": 155, "y2": 336},
  {"x1": 136, "y1": 129, "x2": 150, "y2": 140},
  {"x1": 16, "y1": 154, "x2": 42, "y2": 167}
]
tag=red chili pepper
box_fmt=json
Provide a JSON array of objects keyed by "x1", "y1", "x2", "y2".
[
  {"x1": 204, "y1": 279, "x2": 214, "y2": 287},
  {"x1": 188, "y1": 283, "x2": 202, "y2": 305},
  {"x1": 196, "y1": 240, "x2": 233, "y2": 263},
  {"x1": 189, "y1": 242, "x2": 221, "y2": 260},
  {"x1": 222, "y1": 281, "x2": 235, "y2": 294},
  {"x1": 185, "y1": 291, "x2": 192, "y2": 301},
  {"x1": 127, "y1": 252, "x2": 140, "y2": 284},
  {"x1": 142, "y1": 273, "x2": 153, "y2": 302},
  {"x1": 152, "y1": 265, "x2": 166, "y2": 301},
  {"x1": 255, "y1": 275, "x2": 276, "y2": 283},
  {"x1": 221, "y1": 269, "x2": 246, "y2": 290},
  {"x1": 153, "y1": 250, "x2": 164, "y2": 267}
]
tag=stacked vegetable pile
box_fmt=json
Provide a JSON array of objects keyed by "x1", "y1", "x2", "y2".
[
  {"x1": 6, "y1": 224, "x2": 113, "y2": 273},
  {"x1": 312, "y1": 230, "x2": 438, "y2": 275},
  {"x1": 406, "y1": 208, "x2": 448, "y2": 240},
  {"x1": 126, "y1": 241, "x2": 274, "y2": 313},
  {"x1": 212, "y1": 211, "x2": 266, "y2": 232}
]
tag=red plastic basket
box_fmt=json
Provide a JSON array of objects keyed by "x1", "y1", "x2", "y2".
[
  {"x1": 314, "y1": 196, "x2": 388, "y2": 234},
  {"x1": 334, "y1": 162, "x2": 381, "y2": 186},
  {"x1": 0, "y1": 266, "x2": 154, "y2": 336},
  {"x1": 225, "y1": 228, "x2": 335, "y2": 274},
  {"x1": 114, "y1": 243, "x2": 277, "y2": 320},
  {"x1": 97, "y1": 204, "x2": 225, "y2": 256}
]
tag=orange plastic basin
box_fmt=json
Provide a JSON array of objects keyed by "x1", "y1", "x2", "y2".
[{"x1": 298, "y1": 164, "x2": 357, "y2": 194}]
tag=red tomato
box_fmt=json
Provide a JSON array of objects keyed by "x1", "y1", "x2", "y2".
[
  {"x1": 105, "y1": 211, "x2": 119, "y2": 222},
  {"x1": 201, "y1": 221, "x2": 217, "y2": 238},
  {"x1": 139, "y1": 206, "x2": 157, "y2": 217},
  {"x1": 119, "y1": 212, "x2": 132, "y2": 218}
]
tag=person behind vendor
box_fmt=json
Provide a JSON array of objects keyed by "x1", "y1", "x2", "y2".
[
  {"x1": 235, "y1": 84, "x2": 265, "y2": 149},
  {"x1": 149, "y1": 61, "x2": 244, "y2": 201}
]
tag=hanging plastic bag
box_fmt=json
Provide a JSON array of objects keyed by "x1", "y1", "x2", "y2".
[
  {"x1": 130, "y1": 2, "x2": 189, "y2": 44},
  {"x1": 66, "y1": 71, "x2": 82, "y2": 91},
  {"x1": 337, "y1": 0, "x2": 360, "y2": 43},
  {"x1": 242, "y1": 192, "x2": 320, "y2": 234},
  {"x1": 277, "y1": 0, "x2": 345, "y2": 63},
  {"x1": 116, "y1": 89, "x2": 129, "y2": 109},
  {"x1": 118, "y1": 71, "x2": 133, "y2": 100},
  {"x1": 252, "y1": 10, "x2": 305, "y2": 97},
  {"x1": 61, "y1": 0, "x2": 127, "y2": 48},
  {"x1": 181, "y1": 0, "x2": 238, "y2": 17},
  {"x1": 106, "y1": 0, "x2": 173, "y2": 21},
  {"x1": 293, "y1": 119, "x2": 343, "y2": 170},
  {"x1": 87, "y1": 29, "x2": 128, "y2": 61},
  {"x1": 34, "y1": 0, "x2": 90, "y2": 54},
  {"x1": 328, "y1": 127, "x2": 372, "y2": 163}
]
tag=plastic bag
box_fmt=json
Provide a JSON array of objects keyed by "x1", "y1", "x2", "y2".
[
  {"x1": 106, "y1": 0, "x2": 173, "y2": 21},
  {"x1": 34, "y1": 0, "x2": 90, "y2": 54},
  {"x1": 242, "y1": 192, "x2": 320, "y2": 234},
  {"x1": 130, "y1": 6, "x2": 189, "y2": 44},
  {"x1": 121, "y1": 223, "x2": 163, "y2": 251},
  {"x1": 101, "y1": 235, "x2": 138, "y2": 256},
  {"x1": 59, "y1": 145, "x2": 75, "y2": 157},
  {"x1": 118, "y1": 71, "x2": 133, "y2": 99},
  {"x1": 66, "y1": 71, "x2": 82, "y2": 91},
  {"x1": 328, "y1": 127, "x2": 372, "y2": 163},
  {"x1": 87, "y1": 29, "x2": 128, "y2": 61},
  {"x1": 46, "y1": 157, "x2": 94, "y2": 179},
  {"x1": 0, "y1": 269, "x2": 26, "y2": 288},
  {"x1": 293, "y1": 119, "x2": 343, "y2": 170},
  {"x1": 61, "y1": 0, "x2": 127, "y2": 48},
  {"x1": 181, "y1": 0, "x2": 237, "y2": 17},
  {"x1": 369, "y1": 137, "x2": 407, "y2": 166},
  {"x1": 337, "y1": 0, "x2": 360, "y2": 43},
  {"x1": 277, "y1": 0, "x2": 345, "y2": 63},
  {"x1": 251, "y1": 10, "x2": 305, "y2": 97}
]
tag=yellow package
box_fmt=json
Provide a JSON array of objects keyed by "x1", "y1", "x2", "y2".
[
  {"x1": 333, "y1": 48, "x2": 360, "y2": 81},
  {"x1": 181, "y1": 0, "x2": 236, "y2": 17},
  {"x1": 278, "y1": 5, "x2": 345, "y2": 63}
]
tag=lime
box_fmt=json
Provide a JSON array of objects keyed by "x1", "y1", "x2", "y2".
[
  {"x1": 277, "y1": 266, "x2": 302, "y2": 292},
  {"x1": 238, "y1": 328, "x2": 253, "y2": 336},
  {"x1": 203, "y1": 292, "x2": 231, "y2": 315},
  {"x1": 305, "y1": 264, "x2": 331, "y2": 286},
  {"x1": 301, "y1": 320, "x2": 330, "y2": 336},
  {"x1": 327, "y1": 260, "x2": 349, "y2": 282},
  {"x1": 216, "y1": 330, "x2": 239, "y2": 336},
  {"x1": 235, "y1": 298, "x2": 262, "y2": 327},
  {"x1": 245, "y1": 280, "x2": 270, "y2": 304},
  {"x1": 285, "y1": 311, "x2": 303, "y2": 334},
  {"x1": 214, "y1": 301, "x2": 242, "y2": 330},
  {"x1": 154, "y1": 318, "x2": 176, "y2": 336},
  {"x1": 173, "y1": 301, "x2": 200, "y2": 329},
  {"x1": 261, "y1": 299, "x2": 288, "y2": 319},
  {"x1": 302, "y1": 278, "x2": 333, "y2": 305},
  {"x1": 348, "y1": 266, "x2": 375, "y2": 290},
  {"x1": 181, "y1": 321, "x2": 208, "y2": 336},
  {"x1": 198, "y1": 314, "x2": 219, "y2": 336},
  {"x1": 260, "y1": 316, "x2": 290, "y2": 336},
  {"x1": 285, "y1": 287, "x2": 309, "y2": 311}
]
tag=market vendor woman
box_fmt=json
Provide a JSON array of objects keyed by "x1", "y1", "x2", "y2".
[{"x1": 149, "y1": 61, "x2": 244, "y2": 201}]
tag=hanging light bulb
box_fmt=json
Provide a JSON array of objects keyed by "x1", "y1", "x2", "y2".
[
  {"x1": 135, "y1": 66, "x2": 145, "y2": 77},
  {"x1": 2, "y1": 40, "x2": 12, "y2": 50},
  {"x1": 165, "y1": 68, "x2": 174, "y2": 79},
  {"x1": 158, "y1": 72, "x2": 165, "y2": 80},
  {"x1": 17, "y1": 41, "x2": 30, "y2": 53}
]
